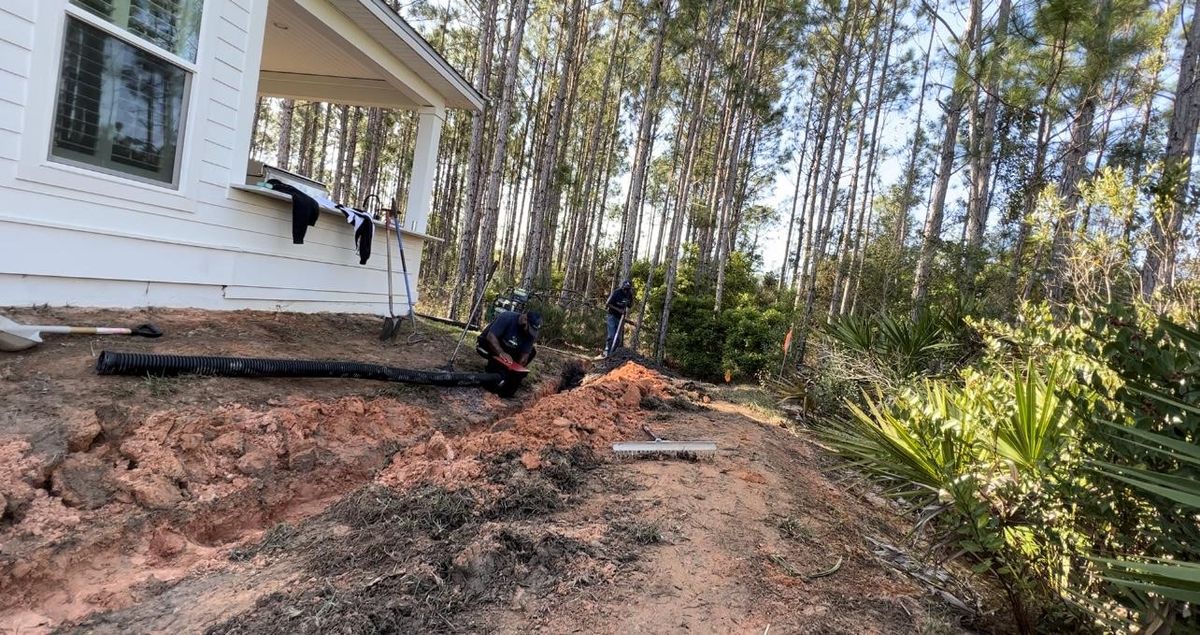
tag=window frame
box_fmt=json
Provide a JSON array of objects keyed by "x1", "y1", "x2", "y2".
[
  {"x1": 63, "y1": 2, "x2": 202, "y2": 74},
  {"x1": 47, "y1": 3, "x2": 201, "y2": 190},
  {"x1": 50, "y1": 14, "x2": 194, "y2": 188}
]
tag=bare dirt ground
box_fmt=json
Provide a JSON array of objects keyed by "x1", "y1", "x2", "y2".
[{"x1": 0, "y1": 307, "x2": 989, "y2": 634}]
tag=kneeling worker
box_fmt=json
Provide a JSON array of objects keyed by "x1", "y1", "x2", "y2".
[{"x1": 477, "y1": 310, "x2": 541, "y2": 397}]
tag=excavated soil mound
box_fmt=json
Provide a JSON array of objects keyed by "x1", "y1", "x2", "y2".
[
  {"x1": 0, "y1": 357, "x2": 682, "y2": 631},
  {"x1": 378, "y1": 361, "x2": 671, "y2": 490},
  {"x1": 593, "y1": 347, "x2": 679, "y2": 377}
]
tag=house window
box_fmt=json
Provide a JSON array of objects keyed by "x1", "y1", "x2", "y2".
[{"x1": 50, "y1": 1, "x2": 203, "y2": 187}]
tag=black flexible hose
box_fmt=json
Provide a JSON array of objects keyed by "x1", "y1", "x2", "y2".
[{"x1": 96, "y1": 351, "x2": 502, "y2": 387}]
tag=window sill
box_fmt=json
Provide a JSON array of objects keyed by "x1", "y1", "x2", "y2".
[
  {"x1": 227, "y1": 184, "x2": 443, "y2": 243},
  {"x1": 14, "y1": 161, "x2": 196, "y2": 213}
]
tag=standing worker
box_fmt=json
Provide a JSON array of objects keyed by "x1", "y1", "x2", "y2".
[
  {"x1": 604, "y1": 279, "x2": 634, "y2": 357},
  {"x1": 477, "y1": 310, "x2": 541, "y2": 396}
]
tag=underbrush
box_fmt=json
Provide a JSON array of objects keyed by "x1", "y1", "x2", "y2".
[{"x1": 791, "y1": 303, "x2": 1200, "y2": 632}]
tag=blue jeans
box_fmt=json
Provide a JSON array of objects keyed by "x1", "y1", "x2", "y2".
[{"x1": 605, "y1": 313, "x2": 624, "y2": 355}]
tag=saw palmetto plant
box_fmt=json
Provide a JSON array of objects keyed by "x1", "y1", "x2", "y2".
[
  {"x1": 814, "y1": 305, "x2": 1200, "y2": 632},
  {"x1": 824, "y1": 309, "x2": 959, "y2": 381},
  {"x1": 1077, "y1": 316, "x2": 1200, "y2": 631}
]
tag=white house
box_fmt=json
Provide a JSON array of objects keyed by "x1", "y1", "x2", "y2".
[{"x1": 0, "y1": 0, "x2": 483, "y2": 314}]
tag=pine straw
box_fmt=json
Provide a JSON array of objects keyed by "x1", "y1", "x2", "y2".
[{"x1": 207, "y1": 445, "x2": 629, "y2": 635}]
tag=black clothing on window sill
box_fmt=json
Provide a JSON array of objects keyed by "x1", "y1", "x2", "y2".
[
  {"x1": 337, "y1": 205, "x2": 374, "y2": 265},
  {"x1": 266, "y1": 179, "x2": 319, "y2": 244}
]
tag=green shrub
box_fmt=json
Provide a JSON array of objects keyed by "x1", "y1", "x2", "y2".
[
  {"x1": 664, "y1": 293, "x2": 725, "y2": 380},
  {"x1": 815, "y1": 306, "x2": 1095, "y2": 632},
  {"x1": 719, "y1": 304, "x2": 789, "y2": 381},
  {"x1": 1070, "y1": 310, "x2": 1200, "y2": 628},
  {"x1": 817, "y1": 302, "x2": 1200, "y2": 631}
]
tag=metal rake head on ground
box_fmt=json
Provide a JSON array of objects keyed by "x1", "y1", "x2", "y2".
[{"x1": 612, "y1": 425, "x2": 717, "y2": 458}]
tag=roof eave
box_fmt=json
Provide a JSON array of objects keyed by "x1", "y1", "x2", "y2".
[{"x1": 357, "y1": 0, "x2": 486, "y2": 112}]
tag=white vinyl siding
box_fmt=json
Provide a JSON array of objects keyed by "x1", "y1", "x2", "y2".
[{"x1": 0, "y1": 0, "x2": 443, "y2": 315}]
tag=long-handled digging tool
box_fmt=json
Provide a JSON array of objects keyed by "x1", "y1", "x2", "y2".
[
  {"x1": 379, "y1": 204, "x2": 402, "y2": 340},
  {"x1": 612, "y1": 424, "x2": 717, "y2": 457},
  {"x1": 391, "y1": 211, "x2": 422, "y2": 343},
  {"x1": 447, "y1": 259, "x2": 499, "y2": 370},
  {"x1": 0, "y1": 316, "x2": 162, "y2": 352},
  {"x1": 605, "y1": 312, "x2": 626, "y2": 357}
]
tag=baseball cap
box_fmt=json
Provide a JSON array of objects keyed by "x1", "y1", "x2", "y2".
[{"x1": 525, "y1": 311, "x2": 543, "y2": 334}]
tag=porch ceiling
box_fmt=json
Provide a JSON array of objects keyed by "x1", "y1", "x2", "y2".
[
  {"x1": 259, "y1": 0, "x2": 424, "y2": 108},
  {"x1": 257, "y1": 0, "x2": 483, "y2": 112}
]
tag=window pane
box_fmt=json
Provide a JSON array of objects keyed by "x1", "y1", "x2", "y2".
[
  {"x1": 53, "y1": 17, "x2": 188, "y2": 186},
  {"x1": 70, "y1": 0, "x2": 202, "y2": 62}
]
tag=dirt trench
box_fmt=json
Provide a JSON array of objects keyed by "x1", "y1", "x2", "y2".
[
  {"x1": 0, "y1": 342, "x2": 661, "y2": 632},
  {"x1": 1, "y1": 308, "x2": 988, "y2": 634},
  {"x1": 1, "y1": 395, "x2": 422, "y2": 627}
]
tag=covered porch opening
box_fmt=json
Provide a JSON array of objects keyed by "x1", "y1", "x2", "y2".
[{"x1": 237, "y1": 0, "x2": 481, "y2": 236}]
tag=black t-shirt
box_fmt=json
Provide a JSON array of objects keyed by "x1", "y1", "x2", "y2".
[
  {"x1": 606, "y1": 287, "x2": 633, "y2": 317},
  {"x1": 479, "y1": 311, "x2": 535, "y2": 357}
]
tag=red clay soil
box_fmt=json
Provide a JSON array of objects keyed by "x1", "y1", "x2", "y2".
[
  {"x1": 0, "y1": 394, "x2": 434, "y2": 626},
  {"x1": 0, "y1": 307, "x2": 985, "y2": 634},
  {"x1": 378, "y1": 362, "x2": 668, "y2": 490},
  {"x1": 0, "y1": 307, "x2": 570, "y2": 631}
]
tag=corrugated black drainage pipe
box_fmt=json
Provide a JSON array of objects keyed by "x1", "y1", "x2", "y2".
[{"x1": 96, "y1": 351, "x2": 502, "y2": 388}]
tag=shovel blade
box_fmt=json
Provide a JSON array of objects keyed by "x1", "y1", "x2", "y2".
[
  {"x1": 0, "y1": 316, "x2": 42, "y2": 351},
  {"x1": 0, "y1": 331, "x2": 39, "y2": 352},
  {"x1": 379, "y1": 317, "x2": 401, "y2": 340}
]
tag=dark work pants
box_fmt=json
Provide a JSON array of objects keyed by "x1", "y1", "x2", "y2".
[{"x1": 605, "y1": 313, "x2": 624, "y2": 356}]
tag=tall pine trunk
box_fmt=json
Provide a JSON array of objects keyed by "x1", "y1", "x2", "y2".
[
  {"x1": 1142, "y1": 0, "x2": 1200, "y2": 297},
  {"x1": 449, "y1": 0, "x2": 499, "y2": 320},
  {"x1": 714, "y1": 0, "x2": 767, "y2": 310},
  {"x1": 912, "y1": 0, "x2": 979, "y2": 313},
  {"x1": 656, "y1": 5, "x2": 718, "y2": 362},
  {"x1": 472, "y1": 0, "x2": 531, "y2": 313},
  {"x1": 522, "y1": 0, "x2": 585, "y2": 287},
  {"x1": 563, "y1": 6, "x2": 625, "y2": 297},
  {"x1": 277, "y1": 99, "x2": 295, "y2": 170},
  {"x1": 962, "y1": 0, "x2": 1011, "y2": 282},
  {"x1": 617, "y1": 0, "x2": 670, "y2": 282}
]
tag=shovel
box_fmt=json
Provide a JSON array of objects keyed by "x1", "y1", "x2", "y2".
[
  {"x1": 446, "y1": 259, "x2": 499, "y2": 370},
  {"x1": 392, "y1": 212, "x2": 421, "y2": 342},
  {"x1": 379, "y1": 207, "x2": 402, "y2": 340},
  {"x1": 0, "y1": 315, "x2": 162, "y2": 352},
  {"x1": 606, "y1": 312, "x2": 626, "y2": 357}
]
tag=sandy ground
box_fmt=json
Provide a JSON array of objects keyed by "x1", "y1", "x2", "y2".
[{"x1": 0, "y1": 307, "x2": 989, "y2": 634}]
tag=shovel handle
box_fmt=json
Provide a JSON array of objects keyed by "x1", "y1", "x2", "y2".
[
  {"x1": 35, "y1": 323, "x2": 162, "y2": 338},
  {"x1": 38, "y1": 326, "x2": 131, "y2": 335}
]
